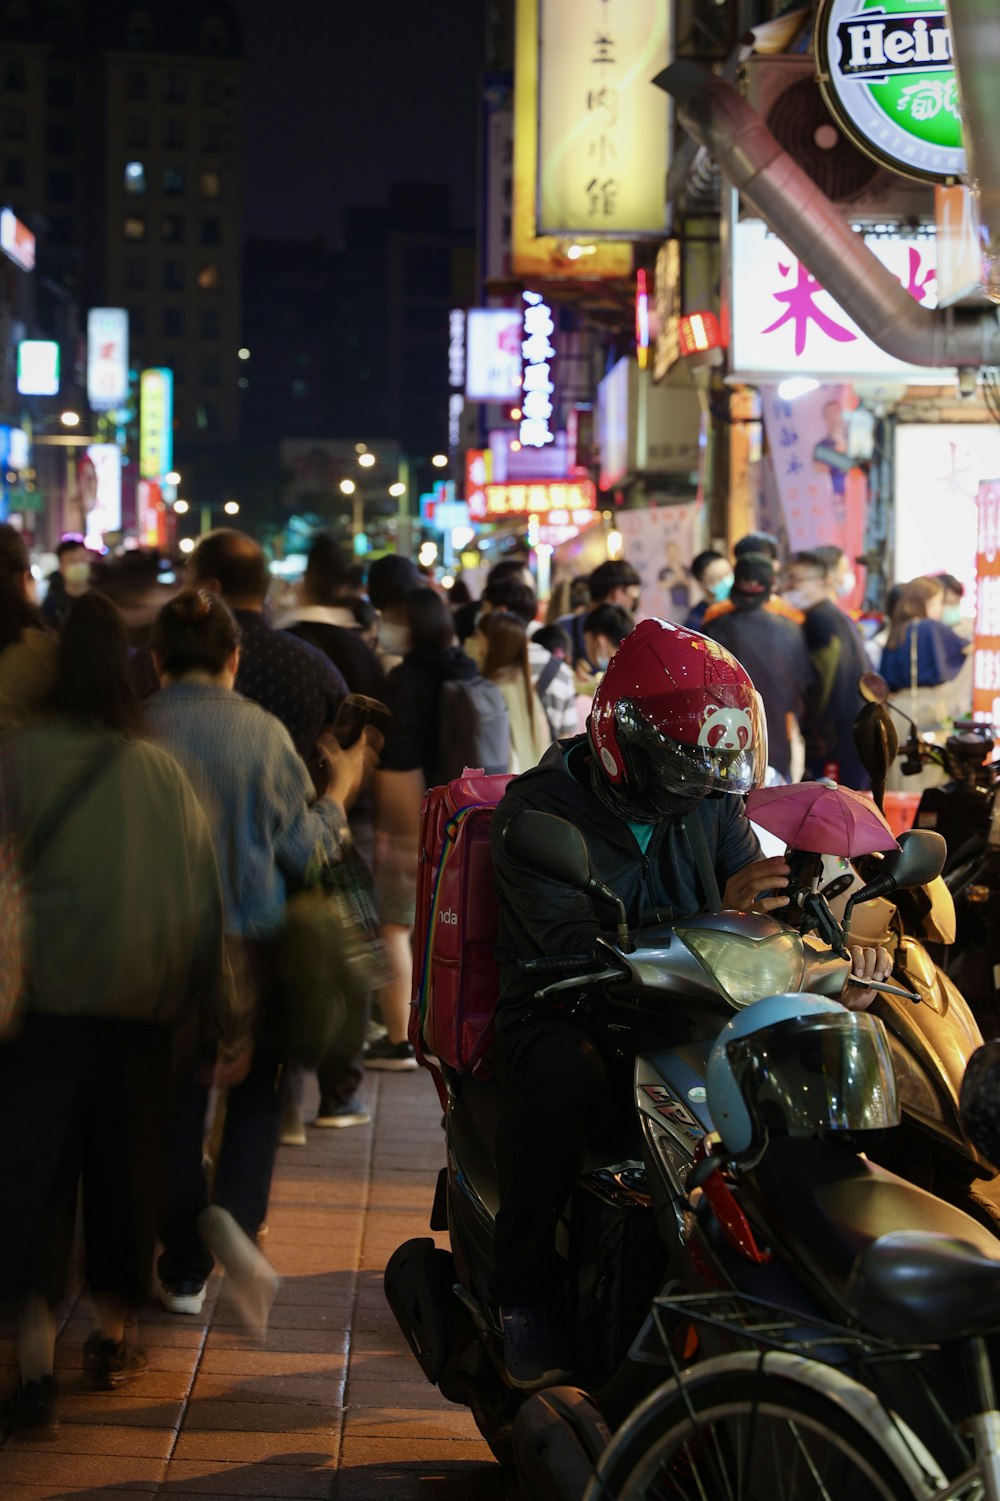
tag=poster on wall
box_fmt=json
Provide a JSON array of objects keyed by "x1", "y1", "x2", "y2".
[
  {"x1": 974, "y1": 479, "x2": 1000, "y2": 726},
  {"x1": 894, "y1": 425, "x2": 1000, "y2": 613},
  {"x1": 617, "y1": 502, "x2": 704, "y2": 624},
  {"x1": 759, "y1": 384, "x2": 869, "y2": 611}
]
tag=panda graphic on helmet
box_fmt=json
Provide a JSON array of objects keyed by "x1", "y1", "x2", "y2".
[{"x1": 698, "y1": 704, "x2": 753, "y2": 753}]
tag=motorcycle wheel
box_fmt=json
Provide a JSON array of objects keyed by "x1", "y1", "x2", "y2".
[{"x1": 582, "y1": 1369, "x2": 922, "y2": 1500}]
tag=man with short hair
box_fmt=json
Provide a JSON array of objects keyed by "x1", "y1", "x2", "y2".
[
  {"x1": 683, "y1": 550, "x2": 732, "y2": 632},
  {"x1": 783, "y1": 549, "x2": 870, "y2": 789},
  {"x1": 42, "y1": 538, "x2": 92, "y2": 631},
  {"x1": 556, "y1": 559, "x2": 640, "y2": 668}
]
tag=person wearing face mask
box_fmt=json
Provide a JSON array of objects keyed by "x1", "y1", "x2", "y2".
[
  {"x1": 41, "y1": 538, "x2": 92, "y2": 633},
  {"x1": 879, "y1": 576, "x2": 972, "y2": 735},
  {"x1": 701, "y1": 533, "x2": 805, "y2": 630},
  {"x1": 683, "y1": 550, "x2": 732, "y2": 631},
  {"x1": 933, "y1": 573, "x2": 970, "y2": 636},
  {"x1": 582, "y1": 603, "x2": 634, "y2": 674},
  {"x1": 813, "y1": 544, "x2": 860, "y2": 617},
  {"x1": 366, "y1": 554, "x2": 424, "y2": 672},
  {"x1": 489, "y1": 618, "x2": 890, "y2": 1388},
  {"x1": 783, "y1": 550, "x2": 871, "y2": 789},
  {"x1": 555, "y1": 559, "x2": 641, "y2": 669}
]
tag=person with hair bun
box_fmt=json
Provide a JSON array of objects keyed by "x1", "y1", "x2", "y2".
[{"x1": 147, "y1": 588, "x2": 380, "y2": 1317}]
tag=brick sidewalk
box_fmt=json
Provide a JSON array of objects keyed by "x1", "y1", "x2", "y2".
[{"x1": 0, "y1": 1070, "x2": 508, "y2": 1499}]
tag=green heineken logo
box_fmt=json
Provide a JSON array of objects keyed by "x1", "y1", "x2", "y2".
[{"x1": 816, "y1": 0, "x2": 966, "y2": 185}]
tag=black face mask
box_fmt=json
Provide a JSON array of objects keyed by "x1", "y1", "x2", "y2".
[{"x1": 588, "y1": 751, "x2": 707, "y2": 826}]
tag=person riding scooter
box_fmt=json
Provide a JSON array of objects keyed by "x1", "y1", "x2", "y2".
[{"x1": 489, "y1": 618, "x2": 892, "y2": 1390}]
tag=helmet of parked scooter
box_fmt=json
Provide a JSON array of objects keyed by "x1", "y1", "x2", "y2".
[
  {"x1": 588, "y1": 618, "x2": 767, "y2": 823},
  {"x1": 705, "y1": 994, "x2": 900, "y2": 1160}
]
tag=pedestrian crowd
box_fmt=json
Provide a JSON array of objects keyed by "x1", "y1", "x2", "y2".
[{"x1": 0, "y1": 516, "x2": 971, "y2": 1434}]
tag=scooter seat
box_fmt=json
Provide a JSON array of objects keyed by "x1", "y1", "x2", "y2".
[
  {"x1": 847, "y1": 1231, "x2": 1000, "y2": 1343},
  {"x1": 742, "y1": 1138, "x2": 1000, "y2": 1315}
]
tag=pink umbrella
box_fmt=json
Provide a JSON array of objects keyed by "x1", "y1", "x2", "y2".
[{"x1": 746, "y1": 783, "x2": 899, "y2": 857}]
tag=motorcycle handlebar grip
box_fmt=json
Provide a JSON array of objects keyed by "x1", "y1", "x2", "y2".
[{"x1": 519, "y1": 954, "x2": 595, "y2": 977}]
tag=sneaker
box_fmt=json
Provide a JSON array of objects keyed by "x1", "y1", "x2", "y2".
[
  {"x1": 83, "y1": 1333, "x2": 149, "y2": 1391},
  {"x1": 278, "y1": 1104, "x2": 307, "y2": 1145},
  {"x1": 314, "y1": 1098, "x2": 371, "y2": 1128},
  {"x1": 0, "y1": 1376, "x2": 59, "y2": 1438},
  {"x1": 500, "y1": 1305, "x2": 573, "y2": 1391},
  {"x1": 158, "y1": 1278, "x2": 207, "y2": 1315},
  {"x1": 364, "y1": 1036, "x2": 418, "y2": 1071}
]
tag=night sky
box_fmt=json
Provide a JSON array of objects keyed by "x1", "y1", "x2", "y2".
[{"x1": 236, "y1": 0, "x2": 490, "y2": 245}]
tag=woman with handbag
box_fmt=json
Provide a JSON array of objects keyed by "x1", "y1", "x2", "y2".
[
  {"x1": 147, "y1": 589, "x2": 378, "y2": 1316},
  {"x1": 0, "y1": 592, "x2": 231, "y2": 1434}
]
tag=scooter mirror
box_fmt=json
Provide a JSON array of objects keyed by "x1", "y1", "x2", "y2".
[
  {"x1": 502, "y1": 810, "x2": 592, "y2": 891},
  {"x1": 852, "y1": 701, "x2": 898, "y2": 811},
  {"x1": 891, "y1": 828, "x2": 947, "y2": 889},
  {"x1": 859, "y1": 672, "x2": 891, "y2": 705}
]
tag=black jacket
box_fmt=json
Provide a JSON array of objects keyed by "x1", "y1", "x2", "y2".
[
  {"x1": 490, "y1": 738, "x2": 761, "y2": 1027},
  {"x1": 380, "y1": 645, "x2": 479, "y2": 786},
  {"x1": 704, "y1": 605, "x2": 811, "y2": 779}
]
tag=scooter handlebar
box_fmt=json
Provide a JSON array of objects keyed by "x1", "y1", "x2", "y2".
[{"x1": 519, "y1": 954, "x2": 596, "y2": 977}]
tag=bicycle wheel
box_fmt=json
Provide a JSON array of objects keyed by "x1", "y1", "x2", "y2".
[{"x1": 587, "y1": 1366, "x2": 927, "y2": 1501}]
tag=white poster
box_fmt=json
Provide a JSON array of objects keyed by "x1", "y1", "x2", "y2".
[
  {"x1": 465, "y1": 308, "x2": 523, "y2": 402},
  {"x1": 617, "y1": 503, "x2": 704, "y2": 623},
  {"x1": 81, "y1": 443, "x2": 122, "y2": 546},
  {"x1": 894, "y1": 425, "x2": 1000, "y2": 609},
  {"x1": 87, "y1": 308, "x2": 129, "y2": 411}
]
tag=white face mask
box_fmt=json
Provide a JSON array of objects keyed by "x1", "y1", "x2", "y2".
[
  {"x1": 377, "y1": 620, "x2": 410, "y2": 656},
  {"x1": 63, "y1": 561, "x2": 91, "y2": 588},
  {"x1": 836, "y1": 568, "x2": 857, "y2": 599},
  {"x1": 784, "y1": 587, "x2": 815, "y2": 612}
]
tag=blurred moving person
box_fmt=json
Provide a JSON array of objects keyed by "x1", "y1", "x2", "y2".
[
  {"x1": 0, "y1": 524, "x2": 57, "y2": 731},
  {"x1": 683, "y1": 549, "x2": 732, "y2": 632},
  {"x1": 0, "y1": 593, "x2": 231, "y2": 1432},
  {"x1": 40, "y1": 537, "x2": 92, "y2": 632},
  {"x1": 483, "y1": 610, "x2": 550, "y2": 774}
]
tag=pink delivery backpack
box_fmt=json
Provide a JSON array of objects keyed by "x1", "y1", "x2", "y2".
[{"x1": 409, "y1": 770, "x2": 512, "y2": 1087}]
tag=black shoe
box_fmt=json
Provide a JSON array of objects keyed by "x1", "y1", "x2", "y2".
[
  {"x1": 500, "y1": 1305, "x2": 573, "y2": 1390},
  {"x1": 0, "y1": 1376, "x2": 59, "y2": 1439},
  {"x1": 364, "y1": 1036, "x2": 418, "y2": 1071},
  {"x1": 83, "y1": 1332, "x2": 149, "y2": 1391}
]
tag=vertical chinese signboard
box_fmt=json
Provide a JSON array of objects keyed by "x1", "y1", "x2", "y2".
[
  {"x1": 87, "y1": 308, "x2": 129, "y2": 411},
  {"x1": 974, "y1": 480, "x2": 1000, "y2": 727},
  {"x1": 139, "y1": 368, "x2": 174, "y2": 481},
  {"x1": 512, "y1": 0, "x2": 632, "y2": 278},
  {"x1": 537, "y1": 0, "x2": 670, "y2": 237}
]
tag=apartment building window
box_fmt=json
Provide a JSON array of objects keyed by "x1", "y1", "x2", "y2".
[
  {"x1": 197, "y1": 263, "x2": 220, "y2": 291},
  {"x1": 164, "y1": 73, "x2": 186, "y2": 103},
  {"x1": 47, "y1": 73, "x2": 75, "y2": 109},
  {"x1": 200, "y1": 171, "x2": 221, "y2": 199},
  {"x1": 4, "y1": 61, "x2": 24, "y2": 91},
  {"x1": 124, "y1": 160, "x2": 146, "y2": 194},
  {"x1": 163, "y1": 213, "x2": 185, "y2": 244},
  {"x1": 200, "y1": 307, "x2": 221, "y2": 338},
  {"x1": 48, "y1": 170, "x2": 72, "y2": 202},
  {"x1": 125, "y1": 256, "x2": 147, "y2": 290},
  {"x1": 47, "y1": 123, "x2": 72, "y2": 156},
  {"x1": 3, "y1": 107, "x2": 25, "y2": 141},
  {"x1": 202, "y1": 75, "x2": 223, "y2": 106},
  {"x1": 163, "y1": 259, "x2": 185, "y2": 291},
  {"x1": 164, "y1": 307, "x2": 184, "y2": 338},
  {"x1": 126, "y1": 70, "x2": 148, "y2": 102},
  {"x1": 201, "y1": 121, "x2": 223, "y2": 153},
  {"x1": 200, "y1": 217, "x2": 220, "y2": 246},
  {"x1": 202, "y1": 354, "x2": 221, "y2": 386},
  {"x1": 163, "y1": 165, "x2": 183, "y2": 195},
  {"x1": 163, "y1": 118, "x2": 184, "y2": 150},
  {"x1": 4, "y1": 157, "x2": 24, "y2": 188},
  {"x1": 126, "y1": 116, "x2": 148, "y2": 147},
  {"x1": 196, "y1": 402, "x2": 220, "y2": 432},
  {"x1": 124, "y1": 214, "x2": 147, "y2": 240},
  {"x1": 128, "y1": 308, "x2": 146, "y2": 337}
]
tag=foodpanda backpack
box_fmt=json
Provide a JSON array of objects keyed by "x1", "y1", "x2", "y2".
[
  {"x1": 410, "y1": 770, "x2": 512, "y2": 1089},
  {"x1": 436, "y1": 677, "x2": 510, "y2": 783}
]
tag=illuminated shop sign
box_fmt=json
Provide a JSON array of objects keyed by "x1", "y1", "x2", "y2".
[
  {"x1": 465, "y1": 308, "x2": 523, "y2": 402},
  {"x1": 139, "y1": 368, "x2": 174, "y2": 480},
  {"x1": 448, "y1": 309, "x2": 465, "y2": 452},
  {"x1": 0, "y1": 208, "x2": 35, "y2": 271},
  {"x1": 17, "y1": 340, "x2": 60, "y2": 396},
  {"x1": 87, "y1": 308, "x2": 129, "y2": 411},
  {"x1": 520, "y1": 291, "x2": 556, "y2": 448},
  {"x1": 468, "y1": 478, "x2": 596, "y2": 521},
  {"x1": 816, "y1": 0, "x2": 965, "y2": 184}
]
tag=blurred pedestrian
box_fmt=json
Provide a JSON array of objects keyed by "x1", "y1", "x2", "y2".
[
  {"x1": 879, "y1": 575, "x2": 971, "y2": 730},
  {"x1": 0, "y1": 523, "x2": 57, "y2": 731},
  {"x1": 40, "y1": 537, "x2": 92, "y2": 632},
  {"x1": 469, "y1": 575, "x2": 577, "y2": 739},
  {"x1": 782, "y1": 550, "x2": 871, "y2": 788},
  {"x1": 702, "y1": 533, "x2": 805, "y2": 630},
  {"x1": 704, "y1": 553, "x2": 811, "y2": 782},
  {"x1": 0, "y1": 593, "x2": 231, "y2": 1430},
  {"x1": 279, "y1": 534, "x2": 386, "y2": 703},
  {"x1": 367, "y1": 554, "x2": 422, "y2": 672},
  {"x1": 555, "y1": 560, "x2": 641, "y2": 668},
  {"x1": 483, "y1": 610, "x2": 551, "y2": 774},
  {"x1": 147, "y1": 589, "x2": 377, "y2": 1312},
  {"x1": 683, "y1": 550, "x2": 732, "y2": 632}
]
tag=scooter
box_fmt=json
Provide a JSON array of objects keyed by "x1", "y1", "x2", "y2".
[{"x1": 384, "y1": 810, "x2": 952, "y2": 1487}]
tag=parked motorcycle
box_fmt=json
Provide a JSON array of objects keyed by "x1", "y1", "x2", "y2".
[{"x1": 384, "y1": 807, "x2": 968, "y2": 1490}]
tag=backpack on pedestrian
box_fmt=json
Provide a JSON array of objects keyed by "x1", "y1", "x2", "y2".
[
  {"x1": 436, "y1": 676, "x2": 510, "y2": 783},
  {"x1": 409, "y1": 770, "x2": 512, "y2": 1098}
]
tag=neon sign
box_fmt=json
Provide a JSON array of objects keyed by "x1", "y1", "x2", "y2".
[
  {"x1": 468, "y1": 478, "x2": 596, "y2": 521},
  {"x1": 520, "y1": 291, "x2": 556, "y2": 448}
]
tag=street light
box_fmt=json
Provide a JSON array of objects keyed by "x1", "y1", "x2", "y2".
[
  {"x1": 60, "y1": 411, "x2": 81, "y2": 428},
  {"x1": 223, "y1": 500, "x2": 240, "y2": 515},
  {"x1": 431, "y1": 453, "x2": 448, "y2": 468},
  {"x1": 388, "y1": 482, "x2": 406, "y2": 498},
  {"x1": 165, "y1": 470, "x2": 181, "y2": 486},
  {"x1": 179, "y1": 538, "x2": 195, "y2": 554},
  {"x1": 358, "y1": 452, "x2": 376, "y2": 469},
  {"x1": 174, "y1": 499, "x2": 190, "y2": 514},
  {"x1": 339, "y1": 478, "x2": 356, "y2": 496}
]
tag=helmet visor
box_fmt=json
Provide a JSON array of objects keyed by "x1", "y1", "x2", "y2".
[
  {"x1": 615, "y1": 693, "x2": 767, "y2": 802},
  {"x1": 726, "y1": 1011, "x2": 899, "y2": 1140}
]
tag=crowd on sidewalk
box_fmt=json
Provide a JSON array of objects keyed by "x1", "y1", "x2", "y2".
[{"x1": 0, "y1": 518, "x2": 972, "y2": 1438}]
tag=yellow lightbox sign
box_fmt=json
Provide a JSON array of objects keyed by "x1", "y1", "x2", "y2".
[
  {"x1": 513, "y1": 0, "x2": 633, "y2": 279},
  {"x1": 139, "y1": 367, "x2": 173, "y2": 481}
]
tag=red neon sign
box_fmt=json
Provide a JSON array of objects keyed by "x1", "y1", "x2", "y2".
[{"x1": 468, "y1": 479, "x2": 597, "y2": 522}]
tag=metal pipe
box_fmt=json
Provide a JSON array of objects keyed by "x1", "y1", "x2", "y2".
[
  {"x1": 947, "y1": 0, "x2": 1000, "y2": 303},
  {"x1": 654, "y1": 61, "x2": 1000, "y2": 368}
]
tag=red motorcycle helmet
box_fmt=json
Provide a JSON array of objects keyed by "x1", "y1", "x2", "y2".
[{"x1": 589, "y1": 618, "x2": 767, "y2": 818}]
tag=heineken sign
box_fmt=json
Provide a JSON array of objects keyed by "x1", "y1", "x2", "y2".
[{"x1": 816, "y1": 0, "x2": 966, "y2": 184}]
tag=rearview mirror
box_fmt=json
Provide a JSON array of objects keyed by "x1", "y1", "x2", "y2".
[
  {"x1": 859, "y1": 672, "x2": 890, "y2": 705},
  {"x1": 853, "y1": 701, "x2": 898, "y2": 810},
  {"x1": 891, "y1": 829, "x2": 947, "y2": 890},
  {"x1": 502, "y1": 810, "x2": 592, "y2": 891}
]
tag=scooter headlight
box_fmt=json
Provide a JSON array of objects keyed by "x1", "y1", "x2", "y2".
[{"x1": 675, "y1": 927, "x2": 805, "y2": 1008}]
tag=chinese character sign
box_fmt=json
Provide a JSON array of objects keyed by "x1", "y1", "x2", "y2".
[
  {"x1": 731, "y1": 221, "x2": 943, "y2": 380},
  {"x1": 468, "y1": 479, "x2": 597, "y2": 522},
  {"x1": 87, "y1": 308, "x2": 129, "y2": 411},
  {"x1": 537, "y1": 0, "x2": 670, "y2": 237},
  {"x1": 974, "y1": 481, "x2": 1000, "y2": 727},
  {"x1": 520, "y1": 292, "x2": 556, "y2": 449},
  {"x1": 139, "y1": 368, "x2": 174, "y2": 481},
  {"x1": 465, "y1": 309, "x2": 522, "y2": 402}
]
